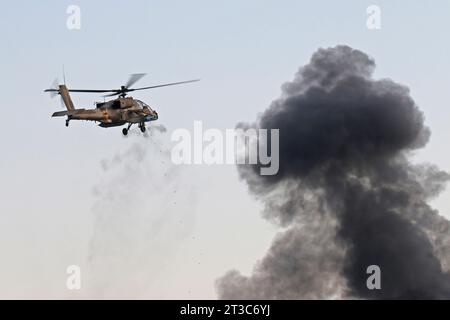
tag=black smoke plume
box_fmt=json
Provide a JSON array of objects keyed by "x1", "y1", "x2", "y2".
[{"x1": 216, "y1": 45, "x2": 450, "y2": 299}]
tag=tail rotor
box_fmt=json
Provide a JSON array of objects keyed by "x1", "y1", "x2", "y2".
[{"x1": 46, "y1": 78, "x2": 65, "y2": 108}]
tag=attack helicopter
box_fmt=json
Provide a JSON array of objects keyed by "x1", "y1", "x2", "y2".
[{"x1": 45, "y1": 74, "x2": 199, "y2": 135}]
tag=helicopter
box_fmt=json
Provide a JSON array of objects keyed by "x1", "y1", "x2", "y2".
[{"x1": 44, "y1": 74, "x2": 199, "y2": 135}]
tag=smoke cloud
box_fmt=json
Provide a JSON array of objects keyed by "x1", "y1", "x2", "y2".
[
  {"x1": 216, "y1": 45, "x2": 450, "y2": 299},
  {"x1": 87, "y1": 126, "x2": 197, "y2": 298}
]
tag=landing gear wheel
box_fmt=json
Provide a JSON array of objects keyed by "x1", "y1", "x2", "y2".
[
  {"x1": 65, "y1": 120, "x2": 69, "y2": 127},
  {"x1": 140, "y1": 126, "x2": 146, "y2": 133},
  {"x1": 122, "y1": 128, "x2": 128, "y2": 136}
]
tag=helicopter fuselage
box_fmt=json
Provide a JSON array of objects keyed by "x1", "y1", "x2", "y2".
[{"x1": 53, "y1": 96, "x2": 158, "y2": 130}]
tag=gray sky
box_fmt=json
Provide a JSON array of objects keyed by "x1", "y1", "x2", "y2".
[{"x1": 0, "y1": 0, "x2": 449, "y2": 298}]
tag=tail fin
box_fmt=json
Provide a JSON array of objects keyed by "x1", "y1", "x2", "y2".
[{"x1": 58, "y1": 85, "x2": 75, "y2": 111}]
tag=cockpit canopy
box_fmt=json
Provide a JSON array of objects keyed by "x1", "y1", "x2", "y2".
[{"x1": 135, "y1": 99, "x2": 150, "y2": 109}]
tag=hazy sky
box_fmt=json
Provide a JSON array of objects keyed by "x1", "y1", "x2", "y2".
[{"x1": 0, "y1": 0, "x2": 449, "y2": 298}]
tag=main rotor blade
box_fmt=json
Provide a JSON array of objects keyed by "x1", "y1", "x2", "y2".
[
  {"x1": 44, "y1": 78, "x2": 199, "y2": 97},
  {"x1": 103, "y1": 92, "x2": 120, "y2": 97},
  {"x1": 125, "y1": 73, "x2": 146, "y2": 89},
  {"x1": 130, "y1": 79, "x2": 200, "y2": 92},
  {"x1": 67, "y1": 89, "x2": 117, "y2": 93},
  {"x1": 45, "y1": 88, "x2": 119, "y2": 94},
  {"x1": 44, "y1": 88, "x2": 59, "y2": 93}
]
